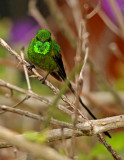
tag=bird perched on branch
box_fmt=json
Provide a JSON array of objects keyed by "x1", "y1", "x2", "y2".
[{"x1": 28, "y1": 29, "x2": 111, "y2": 138}]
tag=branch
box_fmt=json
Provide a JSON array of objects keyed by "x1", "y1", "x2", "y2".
[
  {"x1": 0, "y1": 125, "x2": 71, "y2": 160},
  {"x1": 45, "y1": 0, "x2": 77, "y2": 48},
  {"x1": 0, "y1": 79, "x2": 84, "y2": 122},
  {"x1": 0, "y1": 79, "x2": 49, "y2": 104},
  {"x1": 0, "y1": 104, "x2": 123, "y2": 159},
  {"x1": 89, "y1": 1, "x2": 122, "y2": 37},
  {"x1": 0, "y1": 113, "x2": 124, "y2": 146},
  {"x1": 0, "y1": 127, "x2": 122, "y2": 159},
  {"x1": 67, "y1": 0, "x2": 82, "y2": 31},
  {"x1": 0, "y1": 78, "x2": 123, "y2": 115},
  {"x1": 28, "y1": 0, "x2": 50, "y2": 30},
  {"x1": 20, "y1": 48, "x2": 32, "y2": 91},
  {"x1": 0, "y1": 128, "x2": 82, "y2": 148},
  {"x1": 0, "y1": 104, "x2": 124, "y2": 136},
  {"x1": 98, "y1": 134, "x2": 122, "y2": 160},
  {"x1": 77, "y1": 115, "x2": 124, "y2": 135},
  {"x1": 108, "y1": 0, "x2": 124, "y2": 36},
  {"x1": 0, "y1": 105, "x2": 73, "y2": 129}
]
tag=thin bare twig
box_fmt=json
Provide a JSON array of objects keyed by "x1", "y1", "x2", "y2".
[
  {"x1": 20, "y1": 47, "x2": 32, "y2": 91},
  {"x1": 108, "y1": 0, "x2": 124, "y2": 37},
  {"x1": 78, "y1": 20, "x2": 89, "y2": 89},
  {"x1": 28, "y1": 0, "x2": 50, "y2": 30},
  {"x1": 0, "y1": 79, "x2": 50, "y2": 104},
  {"x1": 0, "y1": 142, "x2": 13, "y2": 148},
  {"x1": 71, "y1": 20, "x2": 84, "y2": 158},
  {"x1": 98, "y1": 134, "x2": 122, "y2": 160},
  {"x1": 89, "y1": 58, "x2": 123, "y2": 105},
  {"x1": 109, "y1": 42, "x2": 124, "y2": 63},
  {"x1": 0, "y1": 105, "x2": 73, "y2": 129},
  {"x1": 89, "y1": 1, "x2": 122, "y2": 37},
  {"x1": 67, "y1": 0, "x2": 82, "y2": 31},
  {"x1": 0, "y1": 79, "x2": 85, "y2": 123},
  {"x1": 86, "y1": 1, "x2": 101, "y2": 19},
  {"x1": 0, "y1": 96, "x2": 29, "y2": 115},
  {"x1": 61, "y1": 127, "x2": 69, "y2": 156},
  {"x1": 70, "y1": 18, "x2": 89, "y2": 158},
  {"x1": 45, "y1": 0, "x2": 77, "y2": 48}
]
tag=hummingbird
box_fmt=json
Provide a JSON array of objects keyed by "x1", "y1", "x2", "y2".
[{"x1": 28, "y1": 29, "x2": 111, "y2": 138}]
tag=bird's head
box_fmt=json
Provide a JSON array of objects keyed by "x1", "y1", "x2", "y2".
[
  {"x1": 34, "y1": 29, "x2": 51, "y2": 55},
  {"x1": 36, "y1": 29, "x2": 51, "y2": 43}
]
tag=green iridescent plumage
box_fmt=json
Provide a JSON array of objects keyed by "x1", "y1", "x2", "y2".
[
  {"x1": 28, "y1": 29, "x2": 66, "y2": 79},
  {"x1": 34, "y1": 41, "x2": 50, "y2": 55},
  {"x1": 37, "y1": 29, "x2": 51, "y2": 41}
]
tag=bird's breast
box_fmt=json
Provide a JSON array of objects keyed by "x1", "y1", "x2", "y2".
[{"x1": 29, "y1": 51, "x2": 58, "y2": 72}]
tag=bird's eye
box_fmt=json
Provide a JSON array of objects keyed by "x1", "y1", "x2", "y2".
[
  {"x1": 36, "y1": 36, "x2": 39, "y2": 41},
  {"x1": 47, "y1": 37, "x2": 51, "y2": 42}
]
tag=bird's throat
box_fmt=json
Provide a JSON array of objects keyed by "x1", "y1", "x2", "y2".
[{"x1": 34, "y1": 41, "x2": 50, "y2": 55}]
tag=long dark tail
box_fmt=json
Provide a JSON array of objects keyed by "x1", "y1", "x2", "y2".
[{"x1": 69, "y1": 83, "x2": 111, "y2": 138}]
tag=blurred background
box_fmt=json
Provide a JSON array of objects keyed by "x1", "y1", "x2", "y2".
[{"x1": 0, "y1": 0, "x2": 124, "y2": 159}]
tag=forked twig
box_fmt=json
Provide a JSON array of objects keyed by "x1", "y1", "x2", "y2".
[{"x1": 20, "y1": 47, "x2": 32, "y2": 91}]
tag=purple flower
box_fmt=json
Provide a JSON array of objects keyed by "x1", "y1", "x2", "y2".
[
  {"x1": 99, "y1": 0, "x2": 124, "y2": 26},
  {"x1": 9, "y1": 16, "x2": 41, "y2": 45}
]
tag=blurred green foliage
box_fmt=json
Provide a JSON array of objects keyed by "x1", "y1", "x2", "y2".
[
  {"x1": 24, "y1": 130, "x2": 47, "y2": 143},
  {"x1": 78, "y1": 132, "x2": 124, "y2": 160},
  {"x1": 115, "y1": 78, "x2": 124, "y2": 91}
]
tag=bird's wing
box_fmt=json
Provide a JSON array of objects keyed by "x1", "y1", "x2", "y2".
[
  {"x1": 50, "y1": 72, "x2": 62, "y2": 81},
  {"x1": 53, "y1": 53, "x2": 67, "y2": 81},
  {"x1": 51, "y1": 40, "x2": 67, "y2": 81}
]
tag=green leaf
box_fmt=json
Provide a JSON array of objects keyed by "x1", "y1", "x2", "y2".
[{"x1": 24, "y1": 130, "x2": 47, "y2": 144}]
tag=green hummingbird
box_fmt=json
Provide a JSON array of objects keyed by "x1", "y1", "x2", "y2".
[
  {"x1": 28, "y1": 29, "x2": 67, "y2": 82},
  {"x1": 28, "y1": 29, "x2": 111, "y2": 138}
]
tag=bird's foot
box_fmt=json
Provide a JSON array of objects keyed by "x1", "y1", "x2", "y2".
[
  {"x1": 40, "y1": 77, "x2": 46, "y2": 84},
  {"x1": 27, "y1": 64, "x2": 35, "y2": 71},
  {"x1": 39, "y1": 72, "x2": 50, "y2": 84}
]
